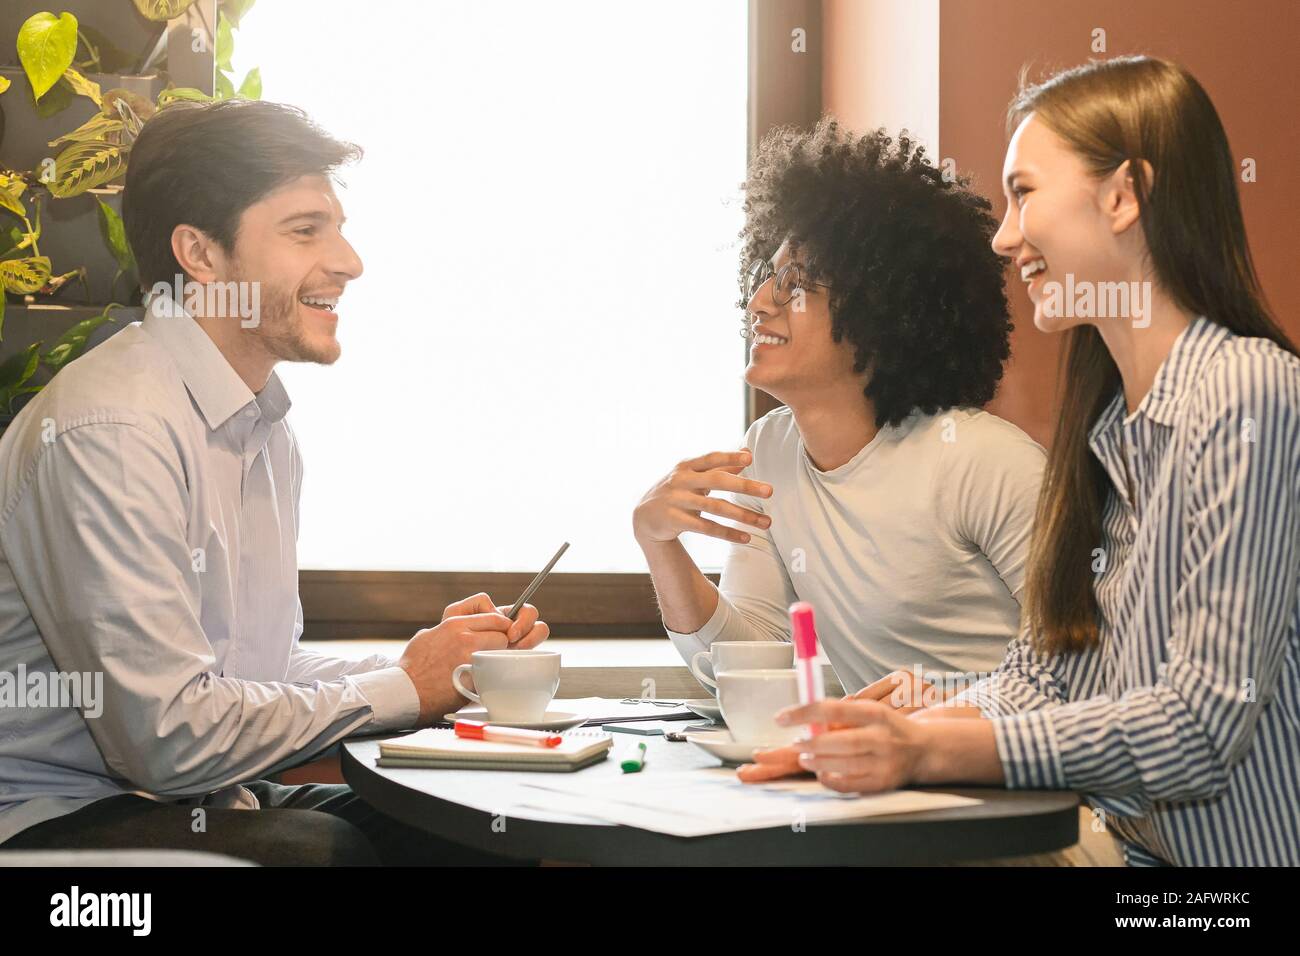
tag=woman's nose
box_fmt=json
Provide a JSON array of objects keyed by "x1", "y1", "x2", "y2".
[{"x1": 991, "y1": 206, "x2": 1020, "y2": 258}]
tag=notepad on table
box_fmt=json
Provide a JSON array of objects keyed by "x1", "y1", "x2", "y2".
[{"x1": 377, "y1": 728, "x2": 613, "y2": 772}]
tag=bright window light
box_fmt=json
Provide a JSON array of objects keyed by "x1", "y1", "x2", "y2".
[{"x1": 230, "y1": 1, "x2": 748, "y2": 571}]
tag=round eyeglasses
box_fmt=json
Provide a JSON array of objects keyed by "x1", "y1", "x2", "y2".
[{"x1": 742, "y1": 258, "x2": 825, "y2": 307}]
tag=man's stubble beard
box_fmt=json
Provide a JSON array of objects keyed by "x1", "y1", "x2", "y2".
[{"x1": 239, "y1": 270, "x2": 341, "y2": 366}]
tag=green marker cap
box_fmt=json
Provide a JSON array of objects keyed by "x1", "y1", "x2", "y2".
[{"x1": 620, "y1": 741, "x2": 648, "y2": 773}]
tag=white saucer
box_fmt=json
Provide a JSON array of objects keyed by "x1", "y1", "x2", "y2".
[
  {"x1": 685, "y1": 730, "x2": 759, "y2": 765},
  {"x1": 443, "y1": 708, "x2": 587, "y2": 732},
  {"x1": 684, "y1": 698, "x2": 723, "y2": 722}
]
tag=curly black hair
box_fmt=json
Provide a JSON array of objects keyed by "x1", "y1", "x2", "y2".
[{"x1": 739, "y1": 117, "x2": 1012, "y2": 427}]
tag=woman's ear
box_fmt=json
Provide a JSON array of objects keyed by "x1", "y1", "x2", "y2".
[{"x1": 1103, "y1": 158, "x2": 1153, "y2": 236}]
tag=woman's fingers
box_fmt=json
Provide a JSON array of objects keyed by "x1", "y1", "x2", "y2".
[
  {"x1": 776, "y1": 698, "x2": 890, "y2": 729},
  {"x1": 854, "y1": 672, "x2": 902, "y2": 700},
  {"x1": 796, "y1": 753, "x2": 875, "y2": 775},
  {"x1": 779, "y1": 727, "x2": 893, "y2": 762},
  {"x1": 736, "y1": 744, "x2": 806, "y2": 783}
]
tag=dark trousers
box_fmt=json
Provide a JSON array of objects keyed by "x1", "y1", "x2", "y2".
[{"x1": 4, "y1": 781, "x2": 520, "y2": 866}]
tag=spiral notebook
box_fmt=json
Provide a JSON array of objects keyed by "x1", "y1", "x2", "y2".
[{"x1": 376, "y1": 728, "x2": 614, "y2": 772}]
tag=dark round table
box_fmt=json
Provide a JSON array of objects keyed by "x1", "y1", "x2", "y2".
[{"x1": 342, "y1": 734, "x2": 1079, "y2": 865}]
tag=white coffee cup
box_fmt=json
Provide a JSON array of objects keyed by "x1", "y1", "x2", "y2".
[
  {"x1": 451, "y1": 649, "x2": 561, "y2": 722},
  {"x1": 691, "y1": 641, "x2": 794, "y2": 693},
  {"x1": 717, "y1": 669, "x2": 801, "y2": 746}
]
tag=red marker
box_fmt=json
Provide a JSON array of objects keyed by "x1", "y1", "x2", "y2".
[
  {"x1": 789, "y1": 602, "x2": 826, "y2": 735},
  {"x1": 454, "y1": 720, "x2": 562, "y2": 748}
]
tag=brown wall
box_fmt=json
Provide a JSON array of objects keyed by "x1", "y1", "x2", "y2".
[
  {"x1": 942, "y1": 0, "x2": 1300, "y2": 445},
  {"x1": 825, "y1": 0, "x2": 1300, "y2": 447}
]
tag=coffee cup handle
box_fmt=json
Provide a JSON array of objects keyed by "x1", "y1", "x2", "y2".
[
  {"x1": 690, "y1": 651, "x2": 718, "y2": 691},
  {"x1": 451, "y1": 664, "x2": 481, "y2": 703}
]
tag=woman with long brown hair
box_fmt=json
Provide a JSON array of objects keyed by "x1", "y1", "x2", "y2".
[{"x1": 741, "y1": 56, "x2": 1300, "y2": 866}]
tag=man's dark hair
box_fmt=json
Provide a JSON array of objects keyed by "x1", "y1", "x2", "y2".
[
  {"x1": 123, "y1": 99, "x2": 362, "y2": 288},
  {"x1": 740, "y1": 116, "x2": 1012, "y2": 427}
]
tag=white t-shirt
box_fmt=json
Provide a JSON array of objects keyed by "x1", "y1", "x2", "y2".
[{"x1": 666, "y1": 405, "x2": 1046, "y2": 692}]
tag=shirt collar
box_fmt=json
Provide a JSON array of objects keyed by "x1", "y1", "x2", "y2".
[
  {"x1": 1087, "y1": 389, "x2": 1127, "y2": 455},
  {"x1": 1133, "y1": 315, "x2": 1229, "y2": 426},
  {"x1": 1089, "y1": 315, "x2": 1229, "y2": 445},
  {"x1": 141, "y1": 295, "x2": 292, "y2": 431}
]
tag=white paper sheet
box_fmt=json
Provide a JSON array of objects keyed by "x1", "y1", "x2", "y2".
[{"x1": 516, "y1": 768, "x2": 981, "y2": 837}]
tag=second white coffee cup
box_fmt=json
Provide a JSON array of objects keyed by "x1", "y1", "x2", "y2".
[
  {"x1": 691, "y1": 641, "x2": 794, "y2": 693},
  {"x1": 451, "y1": 649, "x2": 561, "y2": 722},
  {"x1": 717, "y1": 668, "x2": 801, "y2": 747}
]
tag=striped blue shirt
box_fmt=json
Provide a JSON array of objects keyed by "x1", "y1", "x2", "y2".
[{"x1": 954, "y1": 316, "x2": 1300, "y2": 866}]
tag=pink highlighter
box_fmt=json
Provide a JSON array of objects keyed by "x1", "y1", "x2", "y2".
[{"x1": 789, "y1": 602, "x2": 826, "y2": 735}]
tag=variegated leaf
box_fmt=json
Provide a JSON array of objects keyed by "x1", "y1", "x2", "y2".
[
  {"x1": 157, "y1": 86, "x2": 212, "y2": 107},
  {"x1": 0, "y1": 256, "x2": 53, "y2": 294},
  {"x1": 48, "y1": 142, "x2": 127, "y2": 198},
  {"x1": 48, "y1": 113, "x2": 126, "y2": 149}
]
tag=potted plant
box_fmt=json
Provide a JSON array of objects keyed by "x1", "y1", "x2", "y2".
[{"x1": 0, "y1": 1, "x2": 258, "y2": 432}]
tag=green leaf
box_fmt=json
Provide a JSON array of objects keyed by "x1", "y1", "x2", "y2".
[
  {"x1": 131, "y1": 0, "x2": 198, "y2": 21},
  {"x1": 42, "y1": 304, "x2": 118, "y2": 373},
  {"x1": 0, "y1": 343, "x2": 42, "y2": 409},
  {"x1": 0, "y1": 256, "x2": 53, "y2": 294},
  {"x1": 216, "y1": 12, "x2": 233, "y2": 71},
  {"x1": 0, "y1": 184, "x2": 25, "y2": 220},
  {"x1": 96, "y1": 198, "x2": 136, "y2": 274},
  {"x1": 62, "y1": 68, "x2": 101, "y2": 106},
  {"x1": 47, "y1": 141, "x2": 127, "y2": 198},
  {"x1": 0, "y1": 293, "x2": 5, "y2": 342},
  {"x1": 237, "y1": 67, "x2": 261, "y2": 100},
  {"x1": 157, "y1": 86, "x2": 212, "y2": 107},
  {"x1": 17, "y1": 12, "x2": 79, "y2": 102},
  {"x1": 221, "y1": 0, "x2": 256, "y2": 29},
  {"x1": 214, "y1": 70, "x2": 235, "y2": 100},
  {"x1": 0, "y1": 76, "x2": 10, "y2": 94},
  {"x1": 48, "y1": 113, "x2": 126, "y2": 149}
]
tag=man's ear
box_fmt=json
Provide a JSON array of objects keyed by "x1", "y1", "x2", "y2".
[
  {"x1": 1102, "y1": 158, "x2": 1152, "y2": 237},
  {"x1": 170, "y1": 224, "x2": 224, "y2": 285}
]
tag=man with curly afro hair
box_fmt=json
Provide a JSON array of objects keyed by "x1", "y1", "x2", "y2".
[{"x1": 634, "y1": 117, "x2": 1046, "y2": 705}]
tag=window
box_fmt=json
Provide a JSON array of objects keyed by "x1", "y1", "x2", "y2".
[{"x1": 231, "y1": 1, "x2": 748, "y2": 573}]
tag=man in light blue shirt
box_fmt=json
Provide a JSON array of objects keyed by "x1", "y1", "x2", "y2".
[{"x1": 0, "y1": 100, "x2": 548, "y2": 864}]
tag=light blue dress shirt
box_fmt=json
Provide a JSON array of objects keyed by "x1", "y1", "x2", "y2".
[{"x1": 0, "y1": 297, "x2": 420, "y2": 844}]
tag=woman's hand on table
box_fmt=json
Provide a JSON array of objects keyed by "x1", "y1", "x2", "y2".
[
  {"x1": 735, "y1": 675, "x2": 938, "y2": 784},
  {"x1": 736, "y1": 699, "x2": 1005, "y2": 791},
  {"x1": 736, "y1": 700, "x2": 925, "y2": 791}
]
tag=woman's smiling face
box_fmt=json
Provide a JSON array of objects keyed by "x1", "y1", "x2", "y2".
[{"x1": 991, "y1": 113, "x2": 1136, "y2": 334}]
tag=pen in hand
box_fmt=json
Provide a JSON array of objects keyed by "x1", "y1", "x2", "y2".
[{"x1": 505, "y1": 541, "x2": 570, "y2": 643}]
